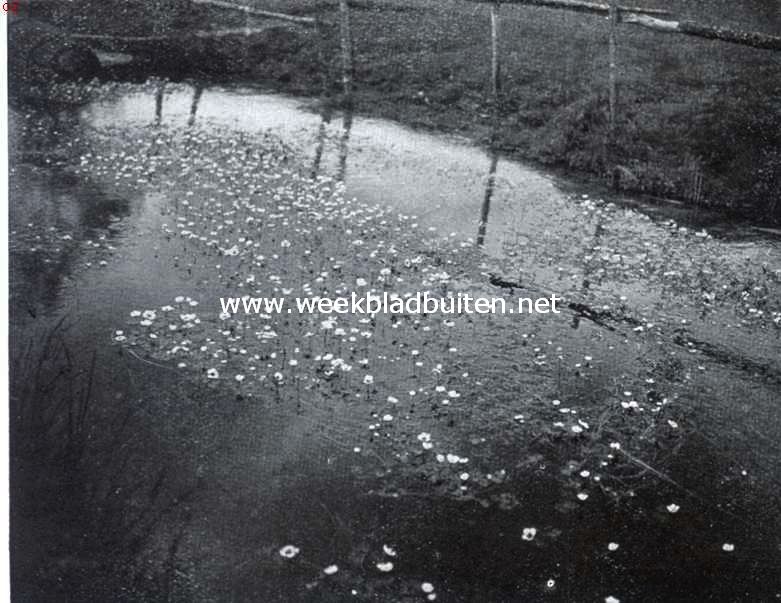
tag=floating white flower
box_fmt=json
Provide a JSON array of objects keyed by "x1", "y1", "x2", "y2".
[
  {"x1": 207, "y1": 368, "x2": 220, "y2": 379},
  {"x1": 382, "y1": 544, "x2": 397, "y2": 557},
  {"x1": 522, "y1": 527, "x2": 537, "y2": 541},
  {"x1": 666, "y1": 503, "x2": 680, "y2": 513},
  {"x1": 323, "y1": 564, "x2": 339, "y2": 575},
  {"x1": 722, "y1": 543, "x2": 735, "y2": 552},
  {"x1": 279, "y1": 545, "x2": 300, "y2": 559},
  {"x1": 608, "y1": 542, "x2": 619, "y2": 551},
  {"x1": 376, "y1": 561, "x2": 394, "y2": 572}
]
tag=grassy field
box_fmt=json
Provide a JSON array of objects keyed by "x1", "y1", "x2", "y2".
[{"x1": 21, "y1": 0, "x2": 781, "y2": 221}]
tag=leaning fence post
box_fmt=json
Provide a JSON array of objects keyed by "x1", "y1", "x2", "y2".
[{"x1": 490, "y1": 2, "x2": 501, "y2": 104}]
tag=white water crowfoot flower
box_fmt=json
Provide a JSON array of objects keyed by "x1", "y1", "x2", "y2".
[
  {"x1": 522, "y1": 527, "x2": 537, "y2": 541},
  {"x1": 666, "y1": 503, "x2": 680, "y2": 513},
  {"x1": 323, "y1": 564, "x2": 339, "y2": 575},
  {"x1": 279, "y1": 545, "x2": 300, "y2": 559},
  {"x1": 376, "y1": 561, "x2": 394, "y2": 572},
  {"x1": 206, "y1": 368, "x2": 220, "y2": 379}
]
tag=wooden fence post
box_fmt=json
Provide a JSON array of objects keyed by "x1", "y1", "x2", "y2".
[
  {"x1": 490, "y1": 3, "x2": 501, "y2": 103},
  {"x1": 338, "y1": 0, "x2": 353, "y2": 98},
  {"x1": 608, "y1": 0, "x2": 618, "y2": 134},
  {"x1": 607, "y1": 0, "x2": 619, "y2": 188}
]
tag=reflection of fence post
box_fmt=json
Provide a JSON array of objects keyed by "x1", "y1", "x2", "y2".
[
  {"x1": 490, "y1": 2, "x2": 501, "y2": 104},
  {"x1": 337, "y1": 108, "x2": 353, "y2": 182},
  {"x1": 312, "y1": 7, "x2": 332, "y2": 180},
  {"x1": 607, "y1": 0, "x2": 618, "y2": 188},
  {"x1": 154, "y1": 81, "x2": 165, "y2": 127},
  {"x1": 188, "y1": 84, "x2": 204, "y2": 126},
  {"x1": 477, "y1": 149, "x2": 499, "y2": 247},
  {"x1": 338, "y1": 0, "x2": 353, "y2": 98}
]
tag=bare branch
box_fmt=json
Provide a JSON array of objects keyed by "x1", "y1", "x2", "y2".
[
  {"x1": 622, "y1": 14, "x2": 781, "y2": 51},
  {"x1": 190, "y1": 0, "x2": 316, "y2": 25}
]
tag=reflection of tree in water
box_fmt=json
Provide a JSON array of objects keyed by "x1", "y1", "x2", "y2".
[
  {"x1": 10, "y1": 166, "x2": 131, "y2": 318},
  {"x1": 10, "y1": 107, "x2": 84, "y2": 167}
]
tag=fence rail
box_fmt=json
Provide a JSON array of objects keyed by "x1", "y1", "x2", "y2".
[{"x1": 467, "y1": 0, "x2": 670, "y2": 17}]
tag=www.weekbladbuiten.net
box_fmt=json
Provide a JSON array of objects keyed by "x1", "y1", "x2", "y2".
[{"x1": 219, "y1": 291, "x2": 563, "y2": 317}]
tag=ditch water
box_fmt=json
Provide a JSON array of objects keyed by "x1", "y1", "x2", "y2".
[{"x1": 9, "y1": 82, "x2": 781, "y2": 601}]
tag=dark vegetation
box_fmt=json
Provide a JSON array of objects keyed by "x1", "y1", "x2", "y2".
[
  {"x1": 12, "y1": 0, "x2": 781, "y2": 223},
  {"x1": 10, "y1": 321, "x2": 199, "y2": 601}
]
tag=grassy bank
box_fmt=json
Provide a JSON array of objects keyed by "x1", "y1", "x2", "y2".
[{"x1": 18, "y1": 0, "x2": 781, "y2": 222}]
